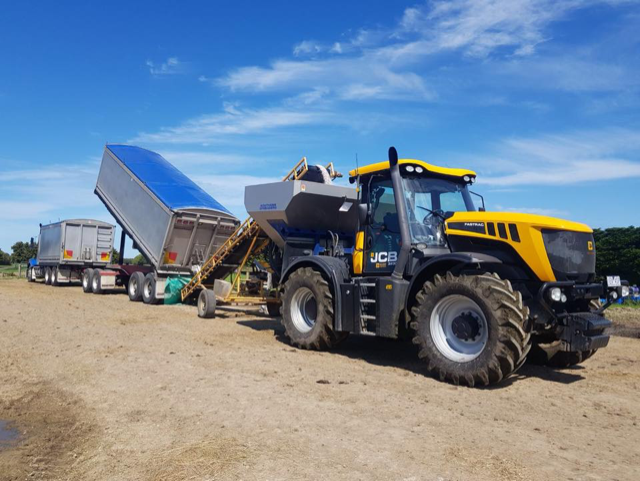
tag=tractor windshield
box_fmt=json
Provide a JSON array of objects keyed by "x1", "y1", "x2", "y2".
[{"x1": 402, "y1": 177, "x2": 476, "y2": 246}]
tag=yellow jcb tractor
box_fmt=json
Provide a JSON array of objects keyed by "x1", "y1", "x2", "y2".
[{"x1": 244, "y1": 147, "x2": 629, "y2": 386}]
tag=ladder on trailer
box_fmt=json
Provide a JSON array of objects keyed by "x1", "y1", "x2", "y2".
[{"x1": 180, "y1": 157, "x2": 340, "y2": 303}]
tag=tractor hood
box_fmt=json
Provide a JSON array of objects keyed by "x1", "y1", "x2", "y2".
[{"x1": 444, "y1": 211, "x2": 594, "y2": 282}]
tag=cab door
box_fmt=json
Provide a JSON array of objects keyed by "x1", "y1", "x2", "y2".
[{"x1": 363, "y1": 177, "x2": 401, "y2": 275}]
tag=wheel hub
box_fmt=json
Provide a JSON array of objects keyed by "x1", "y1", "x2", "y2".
[{"x1": 451, "y1": 312, "x2": 481, "y2": 342}]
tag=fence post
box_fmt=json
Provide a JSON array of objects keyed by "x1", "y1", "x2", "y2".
[{"x1": 18, "y1": 264, "x2": 22, "y2": 278}]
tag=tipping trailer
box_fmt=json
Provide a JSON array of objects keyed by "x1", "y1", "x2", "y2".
[
  {"x1": 27, "y1": 219, "x2": 115, "y2": 285},
  {"x1": 89, "y1": 145, "x2": 240, "y2": 302}
]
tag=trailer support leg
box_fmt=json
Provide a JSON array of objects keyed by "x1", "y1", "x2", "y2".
[{"x1": 118, "y1": 230, "x2": 126, "y2": 265}]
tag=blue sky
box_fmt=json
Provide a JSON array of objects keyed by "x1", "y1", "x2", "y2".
[{"x1": 1, "y1": 0, "x2": 639, "y2": 253}]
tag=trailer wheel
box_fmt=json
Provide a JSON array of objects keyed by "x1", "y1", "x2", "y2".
[
  {"x1": 82, "y1": 269, "x2": 94, "y2": 293},
  {"x1": 197, "y1": 289, "x2": 217, "y2": 318},
  {"x1": 44, "y1": 267, "x2": 52, "y2": 285},
  {"x1": 27, "y1": 267, "x2": 33, "y2": 282},
  {"x1": 281, "y1": 267, "x2": 348, "y2": 350},
  {"x1": 128, "y1": 272, "x2": 144, "y2": 302},
  {"x1": 142, "y1": 273, "x2": 160, "y2": 305},
  {"x1": 91, "y1": 269, "x2": 103, "y2": 294},
  {"x1": 51, "y1": 267, "x2": 60, "y2": 286},
  {"x1": 411, "y1": 272, "x2": 531, "y2": 387}
]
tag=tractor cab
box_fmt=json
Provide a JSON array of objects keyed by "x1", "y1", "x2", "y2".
[{"x1": 349, "y1": 159, "x2": 478, "y2": 276}]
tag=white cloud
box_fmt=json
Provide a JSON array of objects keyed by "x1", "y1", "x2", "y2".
[
  {"x1": 494, "y1": 204, "x2": 569, "y2": 217},
  {"x1": 132, "y1": 103, "x2": 335, "y2": 144},
  {"x1": 215, "y1": 0, "x2": 636, "y2": 102},
  {"x1": 192, "y1": 174, "x2": 282, "y2": 218},
  {"x1": 293, "y1": 40, "x2": 323, "y2": 57},
  {"x1": 146, "y1": 57, "x2": 185, "y2": 76},
  {"x1": 476, "y1": 128, "x2": 640, "y2": 186}
]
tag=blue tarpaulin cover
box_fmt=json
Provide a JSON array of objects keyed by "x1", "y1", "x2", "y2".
[{"x1": 106, "y1": 144, "x2": 232, "y2": 215}]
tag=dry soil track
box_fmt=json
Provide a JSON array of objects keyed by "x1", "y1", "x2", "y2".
[{"x1": 1, "y1": 279, "x2": 639, "y2": 481}]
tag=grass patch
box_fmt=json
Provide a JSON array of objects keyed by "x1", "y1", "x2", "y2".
[
  {"x1": 610, "y1": 301, "x2": 640, "y2": 309},
  {"x1": 0, "y1": 264, "x2": 27, "y2": 276}
]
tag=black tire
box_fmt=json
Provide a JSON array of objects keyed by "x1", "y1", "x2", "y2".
[
  {"x1": 530, "y1": 299, "x2": 602, "y2": 368},
  {"x1": 411, "y1": 272, "x2": 531, "y2": 387},
  {"x1": 44, "y1": 267, "x2": 52, "y2": 285},
  {"x1": 91, "y1": 269, "x2": 103, "y2": 294},
  {"x1": 266, "y1": 301, "x2": 281, "y2": 317},
  {"x1": 142, "y1": 273, "x2": 160, "y2": 304},
  {"x1": 197, "y1": 289, "x2": 217, "y2": 318},
  {"x1": 281, "y1": 267, "x2": 348, "y2": 350},
  {"x1": 51, "y1": 267, "x2": 60, "y2": 286},
  {"x1": 82, "y1": 269, "x2": 94, "y2": 293},
  {"x1": 27, "y1": 267, "x2": 33, "y2": 282},
  {"x1": 128, "y1": 272, "x2": 144, "y2": 302}
]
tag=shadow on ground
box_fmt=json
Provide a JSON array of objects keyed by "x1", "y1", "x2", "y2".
[{"x1": 237, "y1": 318, "x2": 586, "y2": 387}]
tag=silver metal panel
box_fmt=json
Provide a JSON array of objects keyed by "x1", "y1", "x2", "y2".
[
  {"x1": 37, "y1": 223, "x2": 62, "y2": 264},
  {"x1": 245, "y1": 180, "x2": 358, "y2": 247},
  {"x1": 95, "y1": 148, "x2": 240, "y2": 275},
  {"x1": 37, "y1": 219, "x2": 114, "y2": 267},
  {"x1": 96, "y1": 149, "x2": 171, "y2": 267}
]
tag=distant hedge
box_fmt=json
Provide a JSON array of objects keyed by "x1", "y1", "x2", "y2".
[{"x1": 593, "y1": 227, "x2": 640, "y2": 286}]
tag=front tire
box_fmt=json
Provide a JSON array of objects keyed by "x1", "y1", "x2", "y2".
[
  {"x1": 82, "y1": 269, "x2": 94, "y2": 293},
  {"x1": 411, "y1": 272, "x2": 531, "y2": 387},
  {"x1": 281, "y1": 267, "x2": 348, "y2": 350},
  {"x1": 197, "y1": 289, "x2": 216, "y2": 318}
]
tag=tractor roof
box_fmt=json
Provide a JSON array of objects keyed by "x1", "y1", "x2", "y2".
[{"x1": 348, "y1": 159, "x2": 476, "y2": 181}]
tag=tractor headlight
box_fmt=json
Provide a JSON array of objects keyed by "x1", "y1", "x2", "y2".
[
  {"x1": 548, "y1": 287, "x2": 562, "y2": 302},
  {"x1": 415, "y1": 166, "x2": 424, "y2": 173},
  {"x1": 405, "y1": 165, "x2": 415, "y2": 173},
  {"x1": 622, "y1": 286, "x2": 630, "y2": 298}
]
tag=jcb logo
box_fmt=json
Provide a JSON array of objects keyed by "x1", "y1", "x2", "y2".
[
  {"x1": 370, "y1": 251, "x2": 398, "y2": 264},
  {"x1": 587, "y1": 241, "x2": 594, "y2": 251}
]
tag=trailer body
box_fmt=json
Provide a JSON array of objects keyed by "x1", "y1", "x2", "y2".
[
  {"x1": 31, "y1": 219, "x2": 115, "y2": 284},
  {"x1": 93, "y1": 145, "x2": 239, "y2": 300}
]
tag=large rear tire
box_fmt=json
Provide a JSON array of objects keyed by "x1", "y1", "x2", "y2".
[
  {"x1": 197, "y1": 289, "x2": 216, "y2": 318},
  {"x1": 128, "y1": 272, "x2": 144, "y2": 302},
  {"x1": 44, "y1": 267, "x2": 52, "y2": 285},
  {"x1": 82, "y1": 269, "x2": 94, "y2": 293},
  {"x1": 51, "y1": 267, "x2": 60, "y2": 286},
  {"x1": 411, "y1": 272, "x2": 531, "y2": 387},
  {"x1": 281, "y1": 267, "x2": 348, "y2": 350},
  {"x1": 142, "y1": 273, "x2": 160, "y2": 305}
]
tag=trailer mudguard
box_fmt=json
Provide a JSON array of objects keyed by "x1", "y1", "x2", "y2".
[{"x1": 281, "y1": 256, "x2": 351, "y2": 332}]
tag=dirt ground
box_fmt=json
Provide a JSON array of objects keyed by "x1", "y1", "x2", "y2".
[{"x1": 1, "y1": 279, "x2": 639, "y2": 481}]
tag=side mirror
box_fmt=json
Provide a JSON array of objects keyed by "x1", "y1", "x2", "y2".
[{"x1": 358, "y1": 203, "x2": 369, "y2": 225}]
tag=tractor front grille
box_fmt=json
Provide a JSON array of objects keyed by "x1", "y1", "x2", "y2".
[{"x1": 542, "y1": 230, "x2": 596, "y2": 281}]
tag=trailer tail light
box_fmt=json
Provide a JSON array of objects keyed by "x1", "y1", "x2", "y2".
[
  {"x1": 63, "y1": 250, "x2": 74, "y2": 259},
  {"x1": 101, "y1": 252, "x2": 110, "y2": 261},
  {"x1": 164, "y1": 251, "x2": 178, "y2": 264}
]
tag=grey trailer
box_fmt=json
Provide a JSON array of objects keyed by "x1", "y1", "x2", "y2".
[
  {"x1": 93, "y1": 145, "x2": 239, "y2": 303},
  {"x1": 31, "y1": 219, "x2": 115, "y2": 286}
]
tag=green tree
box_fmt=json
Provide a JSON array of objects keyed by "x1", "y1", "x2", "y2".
[
  {"x1": 11, "y1": 241, "x2": 38, "y2": 263},
  {"x1": 0, "y1": 248, "x2": 11, "y2": 265},
  {"x1": 111, "y1": 248, "x2": 120, "y2": 263},
  {"x1": 132, "y1": 254, "x2": 148, "y2": 266},
  {"x1": 593, "y1": 227, "x2": 640, "y2": 285}
]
